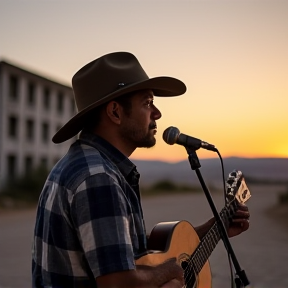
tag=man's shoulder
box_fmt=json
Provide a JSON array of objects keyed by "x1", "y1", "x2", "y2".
[
  {"x1": 52, "y1": 140, "x2": 120, "y2": 189},
  {"x1": 73, "y1": 140, "x2": 119, "y2": 172}
]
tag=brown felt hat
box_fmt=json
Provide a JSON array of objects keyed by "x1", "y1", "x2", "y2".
[{"x1": 52, "y1": 51, "x2": 186, "y2": 143}]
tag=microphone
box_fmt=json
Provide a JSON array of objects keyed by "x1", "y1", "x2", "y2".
[{"x1": 163, "y1": 126, "x2": 217, "y2": 152}]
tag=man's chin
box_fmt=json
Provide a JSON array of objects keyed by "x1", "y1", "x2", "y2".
[{"x1": 137, "y1": 137, "x2": 156, "y2": 148}]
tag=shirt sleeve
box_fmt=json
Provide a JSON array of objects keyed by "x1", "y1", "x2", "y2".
[{"x1": 70, "y1": 172, "x2": 135, "y2": 278}]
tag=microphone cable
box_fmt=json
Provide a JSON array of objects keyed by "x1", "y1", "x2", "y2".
[{"x1": 215, "y1": 148, "x2": 239, "y2": 288}]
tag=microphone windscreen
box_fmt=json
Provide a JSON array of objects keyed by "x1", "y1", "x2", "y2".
[{"x1": 162, "y1": 126, "x2": 180, "y2": 145}]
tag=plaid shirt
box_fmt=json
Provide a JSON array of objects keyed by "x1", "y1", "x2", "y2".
[{"x1": 32, "y1": 133, "x2": 147, "y2": 288}]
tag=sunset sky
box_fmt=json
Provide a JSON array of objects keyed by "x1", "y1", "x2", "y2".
[{"x1": 1, "y1": 0, "x2": 287, "y2": 162}]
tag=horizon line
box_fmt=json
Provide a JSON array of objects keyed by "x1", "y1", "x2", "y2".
[{"x1": 130, "y1": 155, "x2": 288, "y2": 163}]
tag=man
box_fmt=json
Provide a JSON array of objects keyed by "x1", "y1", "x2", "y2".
[{"x1": 32, "y1": 52, "x2": 250, "y2": 288}]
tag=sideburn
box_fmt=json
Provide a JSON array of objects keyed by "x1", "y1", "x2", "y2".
[{"x1": 114, "y1": 92, "x2": 136, "y2": 116}]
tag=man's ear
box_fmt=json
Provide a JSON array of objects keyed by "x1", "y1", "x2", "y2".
[{"x1": 106, "y1": 101, "x2": 121, "y2": 124}]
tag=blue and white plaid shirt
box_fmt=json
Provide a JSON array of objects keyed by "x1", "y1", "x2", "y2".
[{"x1": 32, "y1": 132, "x2": 147, "y2": 288}]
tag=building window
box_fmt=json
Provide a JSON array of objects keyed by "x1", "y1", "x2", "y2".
[
  {"x1": 71, "y1": 98, "x2": 75, "y2": 114},
  {"x1": 57, "y1": 92, "x2": 64, "y2": 113},
  {"x1": 43, "y1": 87, "x2": 50, "y2": 110},
  {"x1": 9, "y1": 75, "x2": 19, "y2": 100},
  {"x1": 7, "y1": 154, "x2": 17, "y2": 179},
  {"x1": 26, "y1": 119, "x2": 34, "y2": 140},
  {"x1": 42, "y1": 122, "x2": 49, "y2": 143},
  {"x1": 24, "y1": 156, "x2": 33, "y2": 174},
  {"x1": 8, "y1": 116, "x2": 18, "y2": 138},
  {"x1": 40, "y1": 157, "x2": 48, "y2": 169},
  {"x1": 27, "y1": 82, "x2": 35, "y2": 106},
  {"x1": 56, "y1": 124, "x2": 61, "y2": 133}
]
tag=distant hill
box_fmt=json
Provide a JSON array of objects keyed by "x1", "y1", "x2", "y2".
[{"x1": 132, "y1": 157, "x2": 288, "y2": 188}]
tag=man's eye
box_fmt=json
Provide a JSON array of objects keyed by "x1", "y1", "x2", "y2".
[{"x1": 146, "y1": 101, "x2": 153, "y2": 107}]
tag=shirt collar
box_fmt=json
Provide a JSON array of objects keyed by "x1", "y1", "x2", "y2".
[{"x1": 78, "y1": 132, "x2": 137, "y2": 179}]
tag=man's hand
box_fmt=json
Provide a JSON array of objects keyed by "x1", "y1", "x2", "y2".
[
  {"x1": 159, "y1": 258, "x2": 184, "y2": 287},
  {"x1": 158, "y1": 258, "x2": 184, "y2": 287},
  {"x1": 227, "y1": 203, "x2": 250, "y2": 237},
  {"x1": 97, "y1": 257, "x2": 184, "y2": 288}
]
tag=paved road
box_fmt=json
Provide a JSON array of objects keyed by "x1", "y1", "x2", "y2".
[{"x1": 0, "y1": 184, "x2": 287, "y2": 288}]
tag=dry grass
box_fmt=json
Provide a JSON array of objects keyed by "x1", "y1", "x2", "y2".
[{"x1": 266, "y1": 202, "x2": 288, "y2": 229}]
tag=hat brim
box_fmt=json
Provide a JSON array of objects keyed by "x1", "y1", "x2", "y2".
[{"x1": 52, "y1": 76, "x2": 186, "y2": 143}]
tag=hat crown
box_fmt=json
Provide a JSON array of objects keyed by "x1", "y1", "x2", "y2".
[
  {"x1": 52, "y1": 51, "x2": 186, "y2": 144},
  {"x1": 72, "y1": 52, "x2": 149, "y2": 112}
]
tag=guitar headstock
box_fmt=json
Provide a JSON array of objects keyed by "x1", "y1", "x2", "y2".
[{"x1": 225, "y1": 170, "x2": 251, "y2": 205}]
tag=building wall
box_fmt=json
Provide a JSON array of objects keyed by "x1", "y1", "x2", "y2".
[{"x1": 0, "y1": 61, "x2": 76, "y2": 188}]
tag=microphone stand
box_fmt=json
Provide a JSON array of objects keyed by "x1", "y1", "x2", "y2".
[{"x1": 185, "y1": 146, "x2": 250, "y2": 288}]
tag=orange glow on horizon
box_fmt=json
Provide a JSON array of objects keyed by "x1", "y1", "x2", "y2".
[
  {"x1": 0, "y1": 0, "x2": 287, "y2": 164},
  {"x1": 131, "y1": 144, "x2": 288, "y2": 163}
]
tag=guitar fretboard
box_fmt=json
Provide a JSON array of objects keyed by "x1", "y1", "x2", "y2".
[
  {"x1": 186, "y1": 201, "x2": 236, "y2": 277},
  {"x1": 182, "y1": 170, "x2": 250, "y2": 287}
]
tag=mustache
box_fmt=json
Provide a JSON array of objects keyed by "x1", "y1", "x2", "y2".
[{"x1": 149, "y1": 123, "x2": 157, "y2": 130}]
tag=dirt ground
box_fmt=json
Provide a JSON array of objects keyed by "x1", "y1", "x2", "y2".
[
  {"x1": 1, "y1": 183, "x2": 288, "y2": 288},
  {"x1": 266, "y1": 201, "x2": 288, "y2": 229}
]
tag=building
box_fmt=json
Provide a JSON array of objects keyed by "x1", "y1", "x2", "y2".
[{"x1": 0, "y1": 60, "x2": 76, "y2": 188}]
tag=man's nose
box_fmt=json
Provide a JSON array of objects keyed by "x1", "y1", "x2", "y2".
[{"x1": 152, "y1": 105, "x2": 162, "y2": 120}]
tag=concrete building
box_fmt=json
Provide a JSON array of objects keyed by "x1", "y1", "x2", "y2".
[{"x1": 0, "y1": 60, "x2": 76, "y2": 188}]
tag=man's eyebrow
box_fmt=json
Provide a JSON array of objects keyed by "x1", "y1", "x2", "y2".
[{"x1": 142, "y1": 91, "x2": 154, "y2": 100}]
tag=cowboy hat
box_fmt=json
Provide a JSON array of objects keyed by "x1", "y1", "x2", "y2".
[{"x1": 52, "y1": 51, "x2": 186, "y2": 143}]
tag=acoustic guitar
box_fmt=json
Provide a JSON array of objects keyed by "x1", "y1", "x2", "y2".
[{"x1": 136, "y1": 170, "x2": 251, "y2": 288}]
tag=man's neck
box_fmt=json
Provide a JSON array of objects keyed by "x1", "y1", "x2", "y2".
[{"x1": 91, "y1": 128, "x2": 136, "y2": 158}]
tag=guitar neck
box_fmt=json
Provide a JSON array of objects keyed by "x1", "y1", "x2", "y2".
[{"x1": 189, "y1": 204, "x2": 232, "y2": 275}]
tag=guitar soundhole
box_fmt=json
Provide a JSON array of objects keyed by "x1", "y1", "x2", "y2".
[{"x1": 181, "y1": 260, "x2": 197, "y2": 288}]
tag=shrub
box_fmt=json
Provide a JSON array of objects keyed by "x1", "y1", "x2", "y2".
[
  {"x1": 151, "y1": 180, "x2": 178, "y2": 191},
  {"x1": 279, "y1": 185, "x2": 288, "y2": 204},
  {"x1": 0, "y1": 165, "x2": 48, "y2": 202},
  {"x1": 141, "y1": 179, "x2": 200, "y2": 196}
]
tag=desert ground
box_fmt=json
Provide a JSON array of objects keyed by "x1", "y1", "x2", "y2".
[{"x1": 0, "y1": 184, "x2": 287, "y2": 288}]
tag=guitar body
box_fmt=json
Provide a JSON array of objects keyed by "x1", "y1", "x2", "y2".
[
  {"x1": 136, "y1": 170, "x2": 251, "y2": 288},
  {"x1": 136, "y1": 221, "x2": 212, "y2": 288}
]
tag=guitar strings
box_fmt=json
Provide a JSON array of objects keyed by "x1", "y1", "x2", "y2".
[
  {"x1": 182, "y1": 203, "x2": 237, "y2": 286},
  {"x1": 179, "y1": 172, "x2": 242, "y2": 286},
  {"x1": 183, "y1": 224, "x2": 219, "y2": 286}
]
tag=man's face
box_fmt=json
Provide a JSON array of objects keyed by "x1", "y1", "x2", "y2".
[{"x1": 119, "y1": 90, "x2": 162, "y2": 148}]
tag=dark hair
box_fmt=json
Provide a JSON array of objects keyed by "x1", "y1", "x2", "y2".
[
  {"x1": 82, "y1": 105, "x2": 104, "y2": 132},
  {"x1": 114, "y1": 91, "x2": 135, "y2": 116},
  {"x1": 82, "y1": 92, "x2": 135, "y2": 132}
]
